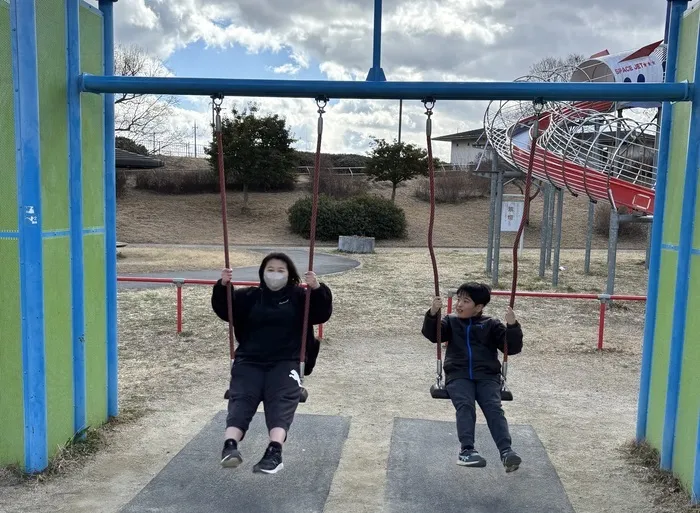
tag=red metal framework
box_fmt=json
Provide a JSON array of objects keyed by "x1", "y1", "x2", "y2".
[{"x1": 117, "y1": 276, "x2": 645, "y2": 351}]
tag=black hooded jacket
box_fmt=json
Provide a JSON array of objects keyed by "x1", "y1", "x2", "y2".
[
  {"x1": 211, "y1": 278, "x2": 332, "y2": 368},
  {"x1": 422, "y1": 311, "x2": 523, "y2": 383}
]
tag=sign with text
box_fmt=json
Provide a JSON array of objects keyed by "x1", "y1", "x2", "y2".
[{"x1": 501, "y1": 194, "x2": 525, "y2": 232}]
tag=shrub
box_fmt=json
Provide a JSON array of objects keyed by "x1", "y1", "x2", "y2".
[
  {"x1": 288, "y1": 194, "x2": 406, "y2": 241},
  {"x1": 415, "y1": 170, "x2": 491, "y2": 203},
  {"x1": 116, "y1": 168, "x2": 128, "y2": 198},
  {"x1": 594, "y1": 203, "x2": 648, "y2": 239},
  {"x1": 115, "y1": 136, "x2": 149, "y2": 156},
  {"x1": 134, "y1": 169, "x2": 218, "y2": 194}
]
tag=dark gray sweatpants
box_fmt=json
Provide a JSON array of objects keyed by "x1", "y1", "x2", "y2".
[
  {"x1": 226, "y1": 359, "x2": 302, "y2": 439},
  {"x1": 446, "y1": 377, "x2": 512, "y2": 453}
]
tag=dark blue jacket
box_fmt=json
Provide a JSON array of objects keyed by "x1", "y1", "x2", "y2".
[{"x1": 422, "y1": 311, "x2": 523, "y2": 383}]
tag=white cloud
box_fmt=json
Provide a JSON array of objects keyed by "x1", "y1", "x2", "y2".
[{"x1": 95, "y1": 0, "x2": 667, "y2": 160}]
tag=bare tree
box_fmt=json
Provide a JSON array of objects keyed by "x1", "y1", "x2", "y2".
[
  {"x1": 114, "y1": 44, "x2": 186, "y2": 148},
  {"x1": 529, "y1": 53, "x2": 586, "y2": 81}
]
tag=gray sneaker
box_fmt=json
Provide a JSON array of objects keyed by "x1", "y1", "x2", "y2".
[{"x1": 457, "y1": 448, "x2": 487, "y2": 467}]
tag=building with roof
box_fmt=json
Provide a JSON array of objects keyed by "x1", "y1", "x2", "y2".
[{"x1": 432, "y1": 128, "x2": 494, "y2": 166}]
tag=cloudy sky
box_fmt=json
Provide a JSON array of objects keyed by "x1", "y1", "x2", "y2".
[{"x1": 87, "y1": 0, "x2": 670, "y2": 160}]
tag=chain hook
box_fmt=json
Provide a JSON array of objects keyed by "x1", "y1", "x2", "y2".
[
  {"x1": 533, "y1": 97, "x2": 545, "y2": 115},
  {"x1": 315, "y1": 95, "x2": 328, "y2": 114},
  {"x1": 423, "y1": 97, "x2": 435, "y2": 138},
  {"x1": 315, "y1": 96, "x2": 328, "y2": 136},
  {"x1": 211, "y1": 94, "x2": 224, "y2": 133}
]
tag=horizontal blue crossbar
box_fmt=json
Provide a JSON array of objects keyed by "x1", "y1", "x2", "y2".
[
  {"x1": 80, "y1": 74, "x2": 693, "y2": 102},
  {"x1": 0, "y1": 228, "x2": 104, "y2": 240},
  {"x1": 661, "y1": 243, "x2": 700, "y2": 255}
]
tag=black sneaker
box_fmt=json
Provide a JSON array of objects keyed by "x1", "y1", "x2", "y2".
[
  {"x1": 457, "y1": 448, "x2": 487, "y2": 467},
  {"x1": 220, "y1": 439, "x2": 242, "y2": 468},
  {"x1": 501, "y1": 448, "x2": 522, "y2": 472},
  {"x1": 253, "y1": 442, "x2": 284, "y2": 474}
]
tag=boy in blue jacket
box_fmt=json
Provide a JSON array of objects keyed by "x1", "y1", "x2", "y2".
[{"x1": 422, "y1": 282, "x2": 524, "y2": 472}]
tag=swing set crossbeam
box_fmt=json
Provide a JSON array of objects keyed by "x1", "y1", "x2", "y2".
[{"x1": 79, "y1": 74, "x2": 692, "y2": 103}]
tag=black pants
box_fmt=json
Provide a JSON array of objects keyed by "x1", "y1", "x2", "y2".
[
  {"x1": 446, "y1": 377, "x2": 512, "y2": 453},
  {"x1": 226, "y1": 359, "x2": 302, "y2": 439}
]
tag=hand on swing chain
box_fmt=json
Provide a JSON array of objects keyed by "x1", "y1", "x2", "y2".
[
  {"x1": 430, "y1": 296, "x2": 442, "y2": 316},
  {"x1": 505, "y1": 306, "x2": 517, "y2": 326},
  {"x1": 304, "y1": 271, "x2": 320, "y2": 290},
  {"x1": 221, "y1": 268, "x2": 233, "y2": 285}
]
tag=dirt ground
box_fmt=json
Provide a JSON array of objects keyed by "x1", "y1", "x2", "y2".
[
  {"x1": 2, "y1": 248, "x2": 694, "y2": 513},
  {"x1": 116, "y1": 178, "x2": 649, "y2": 250}
]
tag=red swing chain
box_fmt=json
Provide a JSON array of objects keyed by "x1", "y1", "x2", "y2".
[
  {"x1": 502, "y1": 98, "x2": 545, "y2": 377},
  {"x1": 423, "y1": 98, "x2": 444, "y2": 389},
  {"x1": 212, "y1": 94, "x2": 235, "y2": 362},
  {"x1": 299, "y1": 96, "x2": 328, "y2": 380}
]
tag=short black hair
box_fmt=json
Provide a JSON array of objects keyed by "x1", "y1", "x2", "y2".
[
  {"x1": 258, "y1": 252, "x2": 301, "y2": 287},
  {"x1": 455, "y1": 282, "x2": 491, "y2": 307}
]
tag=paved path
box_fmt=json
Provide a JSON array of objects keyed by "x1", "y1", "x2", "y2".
[{"x1": 118, "y1": 247, "x2": 360, "y2": 289}]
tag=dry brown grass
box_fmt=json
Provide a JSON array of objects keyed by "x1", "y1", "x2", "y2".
[
  {"x1": 620, "y1": 440, "x2": 700, "y2": 512},
  {"x1": 6, "y1": 248, "x2": 685, "y2": 513},
  {"x1": 117, "y1": 179, "x2": 649, "y2": 250},
  {"x1": 116, "y1": 246, "x2": 260, "y2": 274}
]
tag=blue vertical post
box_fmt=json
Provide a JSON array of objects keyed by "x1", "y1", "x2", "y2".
[
  {"x1": 66, "y1": 0, "x2": 86, "y2": 435},
  {"x1": 99, "y1": 0, "x2": 118, "y2": 418},
  {"x1": 660, "y1": 30, "x2": 700, "y2": 469},
  {"x1": 9, "y1": 0, "x2": 48, "y2": 472},
  {"x1": 636, "y1": 0, "x2": 688, "y2": 442},
  {"x1": 365, "y1": 0, "x2": 386, "y2": 81},
  {"x1": 693, "y1": 412, "x2": 700, "y2": 504}
]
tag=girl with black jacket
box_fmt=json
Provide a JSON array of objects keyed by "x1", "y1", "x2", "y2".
[{"x1": 211, "y1": 252, "x2": 333, "y2": 474}]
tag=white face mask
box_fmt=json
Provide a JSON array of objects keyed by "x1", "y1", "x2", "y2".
[{"x1": 263, "y1": 271, "x2": 288, "y2": 291}]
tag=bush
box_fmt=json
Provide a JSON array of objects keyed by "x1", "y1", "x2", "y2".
[
  {"x1": 594, "y1": 203, "x2": 647, "y2": 239},
  {"x1": 116, "y1": 168, "x2": 128, "y2": 198},
  {"x1": 115, "y1": 136, "x2": 149, "y2": 156},
  {"x1": 288, "y1": 194, "x2": 406, "y2": 241},
  {"x1": 134, "y1": 169, "x2": 218, "y2": 194},
  {"x1": 294, "y1": 151, "x2": 369, "y2": 169},
  {"x1": 415, "y1": 171, "x2": 491, "y2": 203}
]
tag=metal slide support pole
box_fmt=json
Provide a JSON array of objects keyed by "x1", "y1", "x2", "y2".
[
  {"x1": 552, "y1": 188, "x2": 564, "y2": 287},
  {"x1": 546, "y1": 186, "x2": 555, "y2": 268},
  {"x1": 584, "y1": 201, "x2": 595, "y2": 274},
  {"x1": 606, "y1": 208, "x2": 619, "y2": 299},
  {"x1": 539, "y1": 184, "x2": 550, "y2": 277},
  {"x1": 492, "y1": 168, "x2": 504, "y2": 286},
  {"x1": 486, "y1": 157, "x2": 498, "y2": 274}
]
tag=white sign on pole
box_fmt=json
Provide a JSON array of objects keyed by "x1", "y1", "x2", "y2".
[{"x1": 501, "y1": 194, "x2": 525, "y2": 250}]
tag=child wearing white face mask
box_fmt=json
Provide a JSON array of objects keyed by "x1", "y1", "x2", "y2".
[{"x1": 211, "y1": 252, "x2": 333, "y2": 474}]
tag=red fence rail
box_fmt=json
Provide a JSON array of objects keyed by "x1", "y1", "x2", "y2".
[
  {"x1": 117, "y1": 276, "x2": 646, "y2": 350},
  {"x1": 116, "y1": 277, "x2": 324, "y2": 339},
  {"x1": 445, "y1": 289, "x2": 646, "y2": 350}
]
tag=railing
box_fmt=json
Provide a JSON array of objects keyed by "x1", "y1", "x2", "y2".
[
  {"x1": 117, "y1": 276, "x2": 645, "y2": 351},
  {"x1": 116, "y1": 277, "x2": 323, "y2": 339},
  {"x1": 445, "y1": 289, "x2": 646, "y2": 350}
]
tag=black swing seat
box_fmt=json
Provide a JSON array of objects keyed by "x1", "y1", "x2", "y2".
[
  {"x1": 429, "y1": 384, "x2": 513, "y2": 401},
  {"x1": 223, "y1": 387, "x2": 308, "y2": 403}
]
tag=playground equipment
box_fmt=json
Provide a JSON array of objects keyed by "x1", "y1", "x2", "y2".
[
  {"x1": 483, "y1": 43, "x2": 664, "y2": 293},
  {"x1": 0, "y1": 0, "x2": 698, "y2": 505}
]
